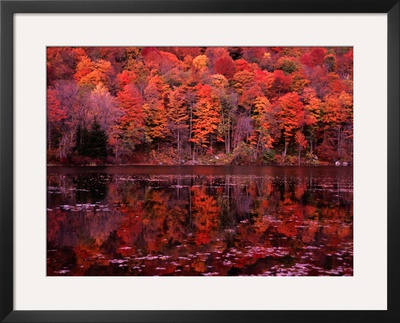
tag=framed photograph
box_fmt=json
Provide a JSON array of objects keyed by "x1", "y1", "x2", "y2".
[{"x1": 1, "y1": 0, "x2": 399, "y2": 322}]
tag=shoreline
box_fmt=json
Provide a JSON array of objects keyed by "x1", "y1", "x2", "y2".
[{"x1": 47, "y1": 163, "x2": 352, "y2": 167}]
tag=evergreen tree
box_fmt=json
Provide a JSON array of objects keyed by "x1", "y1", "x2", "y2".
[
  {"x1": 87, "y1": 121, "x2": 108, "y2": 158},
  {"x1": 75, "y1": 121, "x2": 108, "y2": 158}
]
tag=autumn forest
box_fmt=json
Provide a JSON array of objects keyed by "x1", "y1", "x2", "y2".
[{"x1": 47, "y1": 46, "x2": 353, "y2": 166}]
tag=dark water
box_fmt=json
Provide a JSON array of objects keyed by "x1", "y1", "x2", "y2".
[{"x1": 47, "y1": 166, "x2": 353, "y2": 276}]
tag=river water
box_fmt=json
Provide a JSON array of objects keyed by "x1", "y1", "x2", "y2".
[{"x1": 47, "y1": 165, "x2": 353, "y2": 276}]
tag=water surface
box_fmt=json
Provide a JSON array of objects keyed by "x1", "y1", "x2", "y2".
[{"x1": 47, "y1": 166, "x2": 353, "y2": 276}]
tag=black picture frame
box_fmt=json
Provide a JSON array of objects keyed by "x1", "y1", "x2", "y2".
[{"x1": 1, "y1": 0, "x2": 399, "y2": 322}]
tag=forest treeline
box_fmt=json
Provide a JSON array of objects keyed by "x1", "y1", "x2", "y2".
[{"x1": 47, "y1": 46, "x2": 353, "y2": 165}]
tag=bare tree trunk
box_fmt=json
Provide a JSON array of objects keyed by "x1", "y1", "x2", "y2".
[
  {"x1": 227, "y1": 116, "x2": 231, "y2": 154},
  {"x1": 189, "y1": 103, "x2": 193, "y2": 160},
  {"x1": 298, "y1": 145, "x2": 301, "y2": 165},
  {"x1": 337, "y1": 126, "x2": 342, "y2": 158},
  {"x1": 256, "y1": 135, "x2": 262, "y2": 159},
  {"x1": 48, "y1": 123, "x2": 52, "y2": 151},
  {"x1": 283, "y1": 140, "x2": 288, "y2": 161},
  {"x1": 177, "y1": 129, "x2": 181, "y2": 164},
  {"x1": 224, "y1": 116, "x2": 231, "y2": 154}
]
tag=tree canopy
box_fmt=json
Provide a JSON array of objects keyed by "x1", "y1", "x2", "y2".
[{"x1": 47, "y1": 46, "x2": 353, "y2": 165}]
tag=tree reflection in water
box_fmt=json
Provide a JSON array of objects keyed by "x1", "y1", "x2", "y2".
[{"x1": 47, "y1": 166, "x2": 353, "y2": 276}]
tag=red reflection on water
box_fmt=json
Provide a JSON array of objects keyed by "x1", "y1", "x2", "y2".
[{"x1": 47, "y1": 167, "x2": 353, "y2": 276}]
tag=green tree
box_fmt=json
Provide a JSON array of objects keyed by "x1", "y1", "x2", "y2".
[{"x1": 76, "y1": 121, "x2": 108, "y2": 158}]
